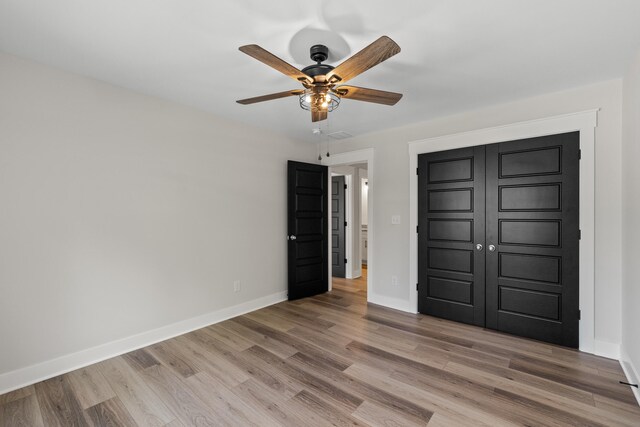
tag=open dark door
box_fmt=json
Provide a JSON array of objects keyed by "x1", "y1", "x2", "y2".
[
  {"x1": 287, "y1": 161, "x2": 329, "y2": 300},
  {"x1": 331, "y1": 176, "x2": 346, "y2": 278}
]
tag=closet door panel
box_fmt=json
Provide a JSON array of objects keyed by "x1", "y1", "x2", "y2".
[
  {"x1": 485, "y1": 132, "x2": 580, "y2": 348},
  {"x1": 418, "y1": 146, "x2": 486, "y2": 326}
]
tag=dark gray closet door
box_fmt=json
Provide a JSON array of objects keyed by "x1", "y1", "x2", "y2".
[
  {"x1": 331, "y1": 176, "x2": 346, "y2": 278},
  {"x1": 418, "y1": 146, "x2": 486, "y2": 326},
  {"x1": 485, "y1": 132, "x2": 580, "y2": 347}
]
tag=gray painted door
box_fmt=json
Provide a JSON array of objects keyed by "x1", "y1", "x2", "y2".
[{"x1": 331, "y1": 176, "x2": 346, "y2": 278}]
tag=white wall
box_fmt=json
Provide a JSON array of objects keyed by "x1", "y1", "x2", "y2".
[
  {"x1": 0, "y1": 52, "x2": 315, "y2": 388},
  {"x1": 331, "y1": 79, "x2": 623, "y2": 351},
  {"x1": 621, "y1": 48, "x2": 640, "y2": 401}
]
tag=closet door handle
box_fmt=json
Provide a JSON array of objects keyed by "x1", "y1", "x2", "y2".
[
  {"x1": 488, "y1": 244, "x2": 496, "y2": 252},
  {"x1": 475, "y1": 243, "x2": 483, "y2": 251}
]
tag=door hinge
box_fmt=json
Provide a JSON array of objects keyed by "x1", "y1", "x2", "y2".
[
  {"x1": 345, "y1": 258, "x2": 348, "y2": 264},
  {"x1": 578, "y1": 309, "x2": 581, "y2": 320},
  {"x1": 579, "y1": 149, "x2": 582, "y2": 160},
  {"x1": 344, "y1": 184, "x2": 347, "y2": 189},
  {"x1": 345, "y1": 221, "x2": 347, "y2": 227},
  {"x1": 416, "y1": 225, "x2": 419, "y2": 233},
  {"x1": 416, "y1": 283, "x2": 419, "y2": 291},
  {"x1": 416, "y1": 167, "x2": 419, "y2": 175},
  {"x1": 579, "y1": 229, "x2": 582, "y2": 240}
]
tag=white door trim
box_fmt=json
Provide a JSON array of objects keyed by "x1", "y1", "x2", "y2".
[
  {"x1": 323, "y1": 149, "x2": 374, "y2": 300},
  {"x1": 408, "y1": 110, "x2": 598, "y2": 354}
]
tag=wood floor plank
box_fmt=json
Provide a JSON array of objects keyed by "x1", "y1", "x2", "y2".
[
  {"x1": 288, "y1": 351, "x2": 433, "y2": 424},
  {"x1": 348, "y1": 342, "x2": 579, "y2": 427},
  {"x1": 98, "y1": 357, "x2": 176, "y2": 427},
  {"x1": 2, "y1": 268, "x2": 638, "y2": 425},
  {"x1": 163, "y1": 419, "x2": 185, "y2": 427},
  {"x1": 0, "y1": 386, "x2": 34, "y2": 407},
  {"x1": 170, "y1": 334, "x2": 249, "y2": 388},
  {"x1": 244, "y1": 309, "x2": 297, "y2": 332},
  {"x1": 261, "y1": 305, "x2": 337, "y2": 333},
  {"x1": 594, "y1": 393, "x2": 640, "y2": 419},
  {"x1": 34, "y1": 375, "x2": 90, "y2": 427},
  {"x1": 391, "y1": 364, "x2": 604, "y2": 427},
  {"x1": 203, "y1": 324, "x2": 254, "y2": 352},
  {"x1": 147, "y1": 340, "x2": 199, "y2": 379},
  {"x1": 351, "y1": 400, "x2": 426, "y2": 427},
  {"x1": 509, "y1": 356, "x2": 638, "y2": 405},
  {"x1": 246, "y1": 345, "x2": 363, "y2": 414},
  {"x1": 0, "y1": 394, "x2": 44, "y2": 427},
  {"x1": 230, "y1": 379, "x2": 315, "y2": 427},
  {"x1": 201, "y1": 336, "x2": 299, "y2": 400},
  {"x1": 344, "y1": 363, "x2": 507, "y2": 427},
  {"x1": 303, "y1": 300, "x2": 374, "y2": 323},
  {"x1": 123, "y1": 348, "x2": 161, "y2": 371},
  {"x1": 138, "y1": 364, "x2": 220, "y2": 426},
  {"x1": 84, "y1": 396, "x2": 137, "y2": 426},
  {"x1": 231, "y1": 316, "x2": 353, "y2": 371},
  {"x1": 287, "y1": 325, "x2": 419, "y2": 376},
  {"x1": 330, "y1": 322, "x2": 420, "y2": 353},
  {"x1": 291, "y1": 389, "x2": 363, "y2": 427},
  {"x1": 217, "y1": 319, "x2": 299, "y2": 359},
  {"x1": 444, "y1": 361, "x2": 639, "y2": 427},
  {"x1": 420, "y1": 316, "x2": 556, "y2": 356},
  {"x1": 66, "y1": 364, "x2": 116, "y2": 410},
  {"x1": 364, "y1": 314, "x2": 477, "y2": 348},
  {"x1": 232, "y1": 346, "x2": 306, "y2": 400},
  {"x1": 188, "y1": 371, "x2": 278, "y2": 427},
  {"x1": 444, "y1": 359, "x2": 596, "y2": 406}
]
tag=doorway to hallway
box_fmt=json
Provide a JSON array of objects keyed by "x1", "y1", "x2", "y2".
[{"x1": 332, "y1": 264, "x2": 367, "y2": 296}]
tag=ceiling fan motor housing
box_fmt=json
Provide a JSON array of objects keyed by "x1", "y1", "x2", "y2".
[
  {"x1": 310, "y1": 44, "x2": 329, "y2": 63},
  {"x1": 301, "y1": 44, "x2": 335, "y2": 78}
]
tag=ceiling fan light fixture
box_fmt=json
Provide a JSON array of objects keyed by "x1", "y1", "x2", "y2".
[
  {"x1": 237, "y1": 36, "x2": 402, "y2": 122},
  {"x1": 299, "y1": 88, "x2": 340, "y2": 112}
]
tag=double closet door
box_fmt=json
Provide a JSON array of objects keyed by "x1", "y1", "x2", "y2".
[{"x1": 417, "y1": 132, "x2": 580, "y2": 347}]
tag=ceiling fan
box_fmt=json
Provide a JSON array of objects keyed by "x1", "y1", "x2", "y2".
[{"x1": 236, "y1": 36, "x2": 402, "y2": 122}]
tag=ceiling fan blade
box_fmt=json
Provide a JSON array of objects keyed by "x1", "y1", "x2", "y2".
[
  {"x1": 326, "y1": 36, "x2": 400, "y2": 84},
  {"x1": 333, "y1": 85, "x2": 402, "y2": 106},
  {"x1": 312, "y1": 110, "x2": 327, "y2": 122},
  {"x1": 239, "y1": 44, "x2": 313, "y2": 84},
  {"x1": 236, "y1": 89, "x2": 304, "y2": 105}
]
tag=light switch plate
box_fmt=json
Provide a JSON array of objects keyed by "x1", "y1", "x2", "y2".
[{"x1": 391, "y1": 215, "x2": 401, "y2": 225}]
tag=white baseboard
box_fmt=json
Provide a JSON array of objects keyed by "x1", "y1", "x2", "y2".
[
  {"x1": 0, "y1": 291, "x2": 287, "y2": 395},
  {"x1": 368, "y1": 292, "x2": 416, "y2": 314},
  {"x1": 620, "y1": 350, "x2": 640, "y2": 406},
  {"x1": 593, "y1": 339, "x2": 621, "y2": 359}
]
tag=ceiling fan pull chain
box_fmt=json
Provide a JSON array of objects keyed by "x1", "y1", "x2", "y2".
[
  {"x1": 326, "y1": 126, "x2": 330, "y2": 158},
  {"x1": 326, "y1": 118, "x2": 332, "y2": 158},
  {"x1": 315, "y1": 127, "x2": 322, "y2": 161}
]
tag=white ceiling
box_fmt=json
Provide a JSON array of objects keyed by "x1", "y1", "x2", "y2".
[{"x1": 1, "y1": 0, "x2": 640, "y2": 142}]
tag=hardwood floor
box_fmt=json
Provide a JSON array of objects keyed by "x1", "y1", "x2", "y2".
[{"x1": 1, "y1": 267, "x2": 639, "y2": 426}]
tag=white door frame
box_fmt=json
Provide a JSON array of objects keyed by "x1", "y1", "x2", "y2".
[
  {"x1": 408, "y1": 110, "x2": 598, "y2": 354},
  {"x1": 323, "y1": 149, "x2": 374, "y2": 296}
]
